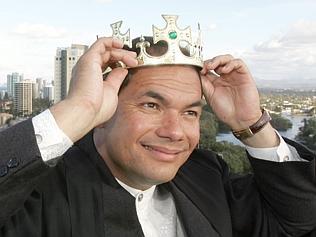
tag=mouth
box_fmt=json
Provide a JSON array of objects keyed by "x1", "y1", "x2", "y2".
[{"x1": 141, "y1": 144, "x2": 184, "y2": 162}]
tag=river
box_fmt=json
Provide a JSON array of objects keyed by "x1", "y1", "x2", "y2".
[{"x1": 215, "y1": 114, "x2": 311, "y2": 146}]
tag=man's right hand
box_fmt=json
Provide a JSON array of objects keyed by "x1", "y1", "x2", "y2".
[{"x1": 50, "y1": 37, "x2": 138, "y2": 142}]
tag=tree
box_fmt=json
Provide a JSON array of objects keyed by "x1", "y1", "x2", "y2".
[
  {"x1": 3, "y1": 92, "x2": 9, "y2": 101},
  {"x1": 32, "y1": 98, "x2": 52, "y2": 116},
  {"x1": 296, "y1": 118, "x2": 316, "y2": 151},
  {"x1": 270, "y1": 113, "x2": 292, "y2": 131},
  {"x1": 210, "y1": 142, "x2": 251, "y2": 174},
  {"x1": 199, "y1": 105, "x2": 251, "y2": 174},
  {"x1": 199, "y1": 105, "x2": 218, "y2": 149}
]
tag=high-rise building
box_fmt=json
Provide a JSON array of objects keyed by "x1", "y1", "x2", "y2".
[
  {"x1": 36, "y1": 78, "x2": 43, "y2": 98},
  {"x1": 43, "y1": 85, "x2": 54, "y2": 102},
  {"x1": 0, "y1": 90, "x2": 5, "y2": 100},
  {"x1": 36, "y1": 78, "x2": 43, "y2": 90},
  {"x1": 32, "y1": 82, "x2": 39, "y2": 99},
  {"x1": 43, "y1": 79, "x2": 47, "y2": 87},
  {"x1": 7, "y1": 72, "x2": 23, "y2": 98},
  {"x1": 13, "y1": 80, "x2": 32, "y2": 116},
  {"x1": 54, "y1": 44, "x2": 88, "y2": 103}
]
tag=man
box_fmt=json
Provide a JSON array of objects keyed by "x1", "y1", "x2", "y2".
[{"x1": 0, "y1": 16, "x2": 316, "y2": 237}]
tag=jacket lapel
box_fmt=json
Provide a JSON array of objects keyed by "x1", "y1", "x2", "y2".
[
  {"x1": 65, "y1": 130, "x2": 144, "y2": 237},
  {"x1": 164, "y1": 182, "x2": 220, "y2": 237}
]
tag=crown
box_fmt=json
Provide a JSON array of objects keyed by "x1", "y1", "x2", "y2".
[{"x1": 110, "y1": 15, "x2": 203, "y2": 68}]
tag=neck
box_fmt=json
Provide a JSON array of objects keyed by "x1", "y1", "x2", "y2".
[{"x1": 93, "y1": 128, "x2": 155, "y2": 191}]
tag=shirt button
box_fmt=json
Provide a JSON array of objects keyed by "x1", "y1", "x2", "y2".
[
  {"x1": 0, "y1": 165, "x2": 8, "y2": 177},
  {"x1": 284, "y1": 156, "x2": 289, "y2": 161},
  {"x1": 7, "y1": 158, "x2": 19, "y2": 168},
  {"x1": 138, "y1": 193, "x2": 143, "y2": 202},
  {"x1": 35, "y1": 134, "x2": 43, "y2": 144}
]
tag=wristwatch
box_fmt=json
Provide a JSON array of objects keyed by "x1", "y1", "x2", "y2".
[{"x1": 232, "y1": 109, "x2": 272, "y2": 140}]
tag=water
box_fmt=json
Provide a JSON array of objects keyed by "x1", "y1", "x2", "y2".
[
  {"x1": 278, "y1": 114, "x2": 308, "y2": 139},
  {"x1": 216, "y1": 114, "x2": 311, "y2": 146}
]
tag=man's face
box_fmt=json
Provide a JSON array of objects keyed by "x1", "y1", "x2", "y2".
[{"x1": 96, "y1": 65, "x2": 202, "y2": 190}]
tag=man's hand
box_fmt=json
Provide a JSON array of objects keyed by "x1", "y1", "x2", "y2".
[
  {"x1": 200, "y1": 55, "x2": 279, "y2": 147},
  {"x1": 50, "y1": 37, "x2": 138, "y2": 142}
]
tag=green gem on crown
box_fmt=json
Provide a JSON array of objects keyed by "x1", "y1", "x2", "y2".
[{"x1": 168, "y1": 31, "x2": 177, "y2": 39}]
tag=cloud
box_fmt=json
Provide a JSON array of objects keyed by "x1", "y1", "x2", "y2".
[
  {"x1": 241, "y1": 19, "x2": 316, "y2": 81},
  {"x1": 12, "y1": 23, "x2": 68, "y2": 39},
  {"x1": 282, "y1": 19, "x2": 316, "y2": 45},
  {"x1": 0, "y1": 24, "x2": 95, "y2": 84}
]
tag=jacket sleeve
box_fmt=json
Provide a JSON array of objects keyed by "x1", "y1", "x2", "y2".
[
  {"x1": 0, "y1": 119, "x2": 49, "y2": 227},
  {"x1": 176, "y1": 143, "x2": 316, "y2": 237},
  {"x1": 227, "y1": 139, "x2": 316, "y2": 237}
]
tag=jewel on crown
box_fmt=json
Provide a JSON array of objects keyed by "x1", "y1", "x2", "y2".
[{"x1": 109, "y1": 15, "x2": 203, "y2": 68}]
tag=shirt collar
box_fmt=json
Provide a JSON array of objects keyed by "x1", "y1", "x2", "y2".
[{"x1": 116, "y1": 178, "x2": 156, "y2": 198}]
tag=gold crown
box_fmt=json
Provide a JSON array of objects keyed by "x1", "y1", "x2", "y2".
[{"x1": 110, "y1": 15, "x2": 203, "y2": 68}]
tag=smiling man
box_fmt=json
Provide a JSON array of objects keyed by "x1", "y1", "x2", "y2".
[
  {"x1": 94, "y1": 66, "x2": 202, "y2": 190},
  {"x1": 0, "y1": 15, "x2": 316, "y2": 237}
]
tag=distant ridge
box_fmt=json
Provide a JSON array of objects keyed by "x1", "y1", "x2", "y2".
[{"x1": 255, "y1": 78, "x2": 316, "y2": 90}]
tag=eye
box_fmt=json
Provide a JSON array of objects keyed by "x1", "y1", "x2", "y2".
[
  {"x1": 184, "y1": 110, "x2": 199, "y2": 117},
  {"x1": 143, "y1": 102, "x2": 159, "y2": 110}
]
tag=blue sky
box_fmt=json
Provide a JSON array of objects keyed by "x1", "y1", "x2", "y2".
[{"x1": 1, "y1": 0, "x2": 316, "y2": 85}]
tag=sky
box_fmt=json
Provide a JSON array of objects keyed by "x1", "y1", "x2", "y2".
[{"x1": 0, "y1": 0, "x2": 316, "y2": 86}]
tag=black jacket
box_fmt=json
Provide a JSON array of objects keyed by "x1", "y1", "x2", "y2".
[{"x1": 0, "y1": 119, "x2": 316, "y2": 237}]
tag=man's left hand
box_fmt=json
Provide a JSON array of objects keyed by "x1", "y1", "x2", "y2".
[
  {"x1": 200, "y1": 55, "x2": 279, "y2": 148},
  {"x1": 200, "y1": 54, "x2": 262, "y2": 131}
]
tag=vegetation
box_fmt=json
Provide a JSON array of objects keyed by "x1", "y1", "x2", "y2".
[
  {"x1": 210, "y1": 142, "x2": 251, "y2": 174},
  {"x1": 32, "y1": 98, "x2": 52, "y2": 116},
  {"x1": 199, "y1": 107, "x2": 218, "y2": 148},
  {"x1": 199, "y1": 105, "x2": 251, "y2": 174},
  {"x1": 270, "y1": 113, "x2": 292, "y2": 131},
  {"x1": 296, "y1": 118, "x2": 316, "y2": 151}
]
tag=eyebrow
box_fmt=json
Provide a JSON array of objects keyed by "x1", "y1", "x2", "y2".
[
  {"x1": 141, "y1": 90, "x2": 203, "y2": 108},
  {"x1": 142, "y1": 91, "x2": 166, "y2": 102}
]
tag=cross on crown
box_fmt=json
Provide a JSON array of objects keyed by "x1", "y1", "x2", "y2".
[{"x1": 109, "y1": 14, "x2": 203, "y2": 68}]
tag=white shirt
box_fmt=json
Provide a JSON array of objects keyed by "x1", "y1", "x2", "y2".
[
  {"x1": 31, "y1": 109, "x2": 304, "y2": 236},
  {"x1": 116, "y1": 179, "x2": 186, "y2": 237}
]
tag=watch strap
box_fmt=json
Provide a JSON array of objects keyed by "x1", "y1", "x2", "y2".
[{"x1": 232, "y1": 109, "x2": 271, "y2": 140}]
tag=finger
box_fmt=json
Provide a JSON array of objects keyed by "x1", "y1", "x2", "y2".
[
  {"x1": 202, "y1": 70, "x2": 219, "y2": 83},
  {"x1": 98, "y1": 48, "x2": 137, "y2": 70},
  {"x1": 104, "y1": 68, "x2": 128, "y2": 93},
  {"x1": 216, "y1": 59, "x2": 248, "y2": 75},
  {"x1": 109, "y1": 49, "x2": 138, "y2": 67},
  {"x1": 109, "y1": 48, "x2": 137, "y2": 59},
  {"x1": 214, "y1": 66, "x2": 225, "y2": 75},
  {"x1": 89, "y1": 37, "x2": 125, "y2": 55},
  {"x1": 201, "y1": 54, "x2": 234, "y2": 74}
]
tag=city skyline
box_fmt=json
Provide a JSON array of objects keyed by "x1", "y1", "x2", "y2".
[{"x1": 0, "y1": 0, "x2": 316, "y2": 85}]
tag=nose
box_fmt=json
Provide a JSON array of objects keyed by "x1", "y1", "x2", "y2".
[{"x1": 155, "y1": 111, "x2": 185, "y2": 141}]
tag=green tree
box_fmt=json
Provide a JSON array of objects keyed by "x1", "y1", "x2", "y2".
[
  {"x1": 296, "y1": 118, "x2": 316, "y2": 151},
  {"x1": 32, "y1": 98, "x2": 52, "y2": 116},
  {"x1": 199, "y1": 105, "x2": 218, "y2": 148},
  {"x1": 210, "y1": 142, "x2": 251, "y2": 174},
  {"x1": 199, "y1": 105, "x2": 251, "y2": 174},
  {"x1": 270, "y1": 113, "x2": 292, "y2": 131}
]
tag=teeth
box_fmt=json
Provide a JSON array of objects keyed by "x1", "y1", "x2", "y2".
[{"x1": 144, "y1": 145, "x2": 153, "y2": 151}]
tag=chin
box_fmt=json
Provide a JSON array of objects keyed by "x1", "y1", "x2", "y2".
[{"x1": 145, "y1": 169, "x2": 179, "y2": 185}]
